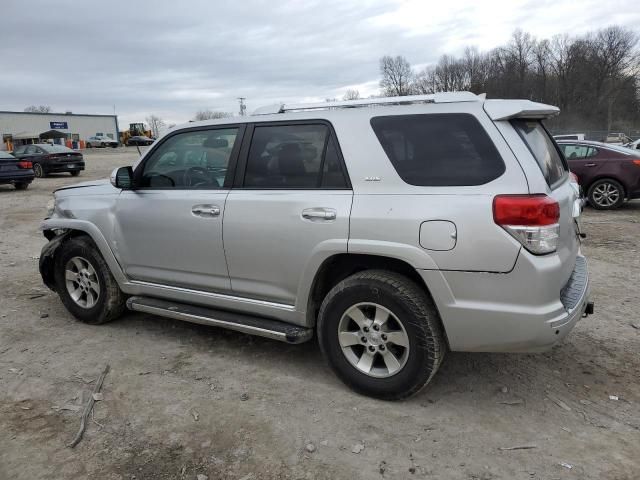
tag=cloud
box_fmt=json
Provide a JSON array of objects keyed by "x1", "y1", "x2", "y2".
[{"x1": 1, "y1": 0, "x2": 638, "y2": 125}]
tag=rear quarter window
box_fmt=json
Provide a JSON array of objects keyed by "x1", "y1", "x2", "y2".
[
  {"x1": 512, "y1": 120, "x2": 567, "y2": 187},
  {"x1": 370, "y1": 113, "x2": 505, "y2": 186}
]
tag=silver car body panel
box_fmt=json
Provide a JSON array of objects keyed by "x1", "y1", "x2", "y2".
[{"x1": 41, "y1": 93, "x2": 589, "y2": 351}]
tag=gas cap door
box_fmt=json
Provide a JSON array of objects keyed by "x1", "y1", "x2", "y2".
[{"x1": 419, "y1": 220, "x2": 457, "y2": 251}]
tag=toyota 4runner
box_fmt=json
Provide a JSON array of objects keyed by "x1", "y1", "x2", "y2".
[{"x1": 39, "y1": 92, "x2": 593, "y2": 399}]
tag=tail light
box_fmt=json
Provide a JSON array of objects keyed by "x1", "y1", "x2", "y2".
[
  {"x1": 633, "y1": 160, "x2": 640, "y2": 166},
  {"x1": 493, "y1": 195, "x2": 560, "y2": 255},
  {"x1": 17, "y1": 161, "x2": 32, "y2": 169},
  {"x1": 569, "y1": 171, "x2": 579, "y2": 183}
]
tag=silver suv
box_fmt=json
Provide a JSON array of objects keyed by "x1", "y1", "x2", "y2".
[{"x1": 39, "y1": 93, "x2": 593, "y2": 399}]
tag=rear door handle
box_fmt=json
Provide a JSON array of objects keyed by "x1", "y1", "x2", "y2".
[
  {"x1": 302, "y1": 208, "x2": 337, "y2": 221},
  {"x1": 585, "y1": 163, "x2": 597, "y2": 167},
  {"x1": 191, "y1": 204, "x2": 220, "y2": 217}
]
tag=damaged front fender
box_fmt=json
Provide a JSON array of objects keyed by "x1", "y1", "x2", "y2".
[{"x1": 39, "y1": 231, "x2": 72, "y2": 292}]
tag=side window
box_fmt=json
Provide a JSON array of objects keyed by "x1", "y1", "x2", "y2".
[
  {"x1": 138, "y1": 128, "x2": 238, "y2": 189},
  {"x1": 244, "y1": 124, "x2": 348, "y2": 188},
  {"x1": 25, "y1": 145, "x2": 37, "y2": 154},
  {"x1": 14, "y1": 146, "x2": 26, "y2": 154},
  {"x1": 586, "y1": 147, "x2": 598, "y2": 158},
  {"x1": 560, "y1": 144, "x2": 590, "y2": 159},
  {"x1": 371, "y1": 113, "x2": 506, "y2": 186}
]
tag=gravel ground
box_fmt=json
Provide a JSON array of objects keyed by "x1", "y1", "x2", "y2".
[{"x1": 0, "y1": 148, "x2": 638, "y2": 479}]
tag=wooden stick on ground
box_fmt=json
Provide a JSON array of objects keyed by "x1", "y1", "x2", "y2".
[{"x1": 67, "y1": 364, "x2": 110, "y2": 448}]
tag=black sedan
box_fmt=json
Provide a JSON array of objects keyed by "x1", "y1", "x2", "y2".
[
  {"x1": 12, "y1": 144, "x2": 84, "y2": 177},
  {"x1": 0, "y1": 151, "x2": 35, "y2": 190},
  {"x1": 127, "y1": 135, "x2": 154, "y2": 146}
]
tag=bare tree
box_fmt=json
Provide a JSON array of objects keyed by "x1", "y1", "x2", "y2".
[
  {"x1": 342, "y1": 89, "x2": 361, "y2": 101},
  {"x1": 194, "y1": 110, "x2": 232, "y2": 121},
  {"x1": 145, "y1": 115, "x2": 165, "y2": 138},
  {"x1": 379, "y1": 55, "x2": 414, "y2": 96},
  {"x1": 24, "y1": 105, "x2": 51, "y2": 113}
]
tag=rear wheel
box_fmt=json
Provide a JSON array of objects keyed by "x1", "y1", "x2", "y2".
[
  {"x1": 317, "y1": 270, "x2": 445, "y2": 400},
  {"x1": 54, "y1": 236, "x2": 126, "y2": 324},
  {"x1": 70, "y1": 170, "x2": 80, "y2": 177},
  {"x1": 14, "y1": 182, "x2": 29, "y2": 190},
  {"x1": 33, "y1": 162, "x2": 45, "y2": 178},
  {"x1": 588, "y1": 178, "x2": 624, "y2": 210},
  {"x1": 86, "y1": 142, "x2": 92, "y2": 148}
]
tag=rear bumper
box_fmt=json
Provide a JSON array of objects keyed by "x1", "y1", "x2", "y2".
[
  {"x1": 0, "y1": 171, "x2": 35, "y2": 184},
  {"x1": 45, "y1": 162, "x2": 85, "y2": 173},
  {"x1": 418, "y1": 253, "x2": 591, "y2": 353}
]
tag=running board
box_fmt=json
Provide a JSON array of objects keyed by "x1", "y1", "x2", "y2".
[{"x1": 126, "y1": 296, "x2": 313, "y2": 344}]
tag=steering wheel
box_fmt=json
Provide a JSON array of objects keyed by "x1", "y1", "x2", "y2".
[{"x1": 184, "y1": 166, "x2": 215, "y2": 187}]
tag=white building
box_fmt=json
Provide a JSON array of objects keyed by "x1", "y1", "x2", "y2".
[{"x1": 0, "y1": 110, "x2": 119, "y2": 150}]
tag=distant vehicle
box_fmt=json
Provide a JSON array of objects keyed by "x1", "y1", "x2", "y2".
[
  {"x1": 86, "y1": 136, "x2": 118, "y2": 148},
  {"x1": 12, "y1": 143, "x2": 84, "y2": 178},
  {"x1": 554, "y1": 133, "x2": 586, "y2": 141},
  {"x1": 624, "y1": 138, "x2": 640, "y2": 150},
  {"x1": 557, "y1": 140, "x2": 640, "y2": 209},
  {"x1": 126, "y1": 135, "x2": 154, "y2": 147},
  {"x1": 0, "y1": 150, "x2": 34, "y2": 189},
  {"x1": 603, "y1": 133, "x2": 632, "y2": 145}
]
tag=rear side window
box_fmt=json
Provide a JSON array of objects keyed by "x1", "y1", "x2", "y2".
[
  {"x1": 244, "y1": 124, "x2": 348, "y2": 189},
  {"x1": 370, "y1": 114, "x2": 505, "y2": 186},
  {"x1": 512, "y1": 120, "x2": 567, "y2": 187},
  {"x1": 558, "y1": 144, "x2": 597, "y2": 159}
]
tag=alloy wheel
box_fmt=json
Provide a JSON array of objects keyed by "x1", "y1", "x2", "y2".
[
  {"x1": 337, "y1": 302, "x2": 410, "y2": 378},
  {"x1": 592, "y1": 182, "x2": 620, "y2": 207},
  {"x1": 33, "y1": 163, "x2": 43, "y2": 178},
  {"x1": 65, "y1": 256, "x2": 101, "y2": 309}
]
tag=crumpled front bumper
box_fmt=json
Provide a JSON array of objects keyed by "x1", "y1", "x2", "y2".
[{"x1": 39, "y1": 232, "x2": 72, "y2": 291}]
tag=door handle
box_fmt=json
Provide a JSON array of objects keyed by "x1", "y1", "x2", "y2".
[
  {"x1": 302, "y1": 208, "x2": 337, "y2": 221},
  {"x1": 191, "y1": 204, "x2": 220, "y2": 217},
  {"x1": 585, "y1": 163, "x2": 597, "y2": 167}
]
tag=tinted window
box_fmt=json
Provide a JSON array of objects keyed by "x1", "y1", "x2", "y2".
[
  {"x1": 13, "y1": 146, "x2": 26, "y2": 154},
  {"x1": 512, "y1": 120, "x2": 567, "y2": 186},
  {"x1": 370, "y1": 114, "x2": 505, "y2": 186},
  {"x1": 139, "y1": 128, "x2": 238, "y2": 188},
  {"x1": 559, "y1": 144, "x2": 596, "y2": 159},
  {"x1": 244, "y1": 124, "x2": 348, "y2": 188},
  {"x1": 25, "y1": 145, "x2": 37, "y2": 154}
]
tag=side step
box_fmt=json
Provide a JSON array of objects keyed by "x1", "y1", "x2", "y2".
[{"x1": 126, "y1": 296, "x2": 313, "y2": 344}]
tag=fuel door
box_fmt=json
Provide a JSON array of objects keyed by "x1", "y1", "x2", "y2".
[{"x1": 419, "y1": 220, "x2": 457, "y2": 251}]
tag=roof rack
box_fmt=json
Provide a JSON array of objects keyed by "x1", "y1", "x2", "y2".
[{"x1": 252, "y1": 92, "x2": 482, "y2": 116}]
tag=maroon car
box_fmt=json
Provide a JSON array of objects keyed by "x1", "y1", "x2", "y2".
[{"x1": 557, "y1": 140, "x2": 640, "y2": 210}]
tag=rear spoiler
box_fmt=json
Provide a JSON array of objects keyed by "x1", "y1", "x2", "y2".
[{"x1": 483, "y1": 99, "x2": 560, "y2": 121}]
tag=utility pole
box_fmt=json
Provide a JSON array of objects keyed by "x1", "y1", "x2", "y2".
[{"x1": 238, "y1": 97, "x2": 246, "y2": 116}]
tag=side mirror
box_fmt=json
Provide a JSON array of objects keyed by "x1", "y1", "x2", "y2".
[{"x1": 110, "y1": 166, "x2": 134, "y2": 189}]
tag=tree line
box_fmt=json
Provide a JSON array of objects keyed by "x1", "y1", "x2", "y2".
[{"x1": 379, "y1": 26, "x2": 640, "y2": 132}]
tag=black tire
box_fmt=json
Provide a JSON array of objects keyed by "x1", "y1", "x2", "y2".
[
  {"x1": 54, "y1": 236, "x2": 126, "y2": 324},
  {"x1": 14, "y1": 182, "x2": 30, "y2": 190},
  {"x1": 70, "y1": 170, "x2": 80, "y2": 177},
  {"x1": 588, "y1": 178, "x2": 625, "y2": 210},
  {"x1": 86, "y1": 143, "x2": 92, "y2": 148},
  {"x1": 317, "y1": 270, "x2": 445, "y2": 400},
  {"x1": 33, "y1": 162, "x2": 45, "y2": 178}
]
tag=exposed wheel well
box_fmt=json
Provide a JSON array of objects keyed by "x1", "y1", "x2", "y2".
[{"x1": 306, "y1": 254, "x2": 434, "y2": 326}]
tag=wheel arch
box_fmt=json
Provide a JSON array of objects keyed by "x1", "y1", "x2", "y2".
[
  {"x1": 40, "y1": 220, "x2": 127, "y2": 291},
  {"x1": 305, "y1": 253, "x2": 443, "y2": 329}
]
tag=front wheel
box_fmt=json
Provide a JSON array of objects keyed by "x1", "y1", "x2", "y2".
[
  {"x1": 317, "y1": 270, "x2": 445, "y2": 400},
  {"x1": 14, "y1": 182, "x2": 30, "y2": 190},
  {"x1": 70, "y1": 170, "x2": 80, "y2": 177},
  {"x1": 54, "y1": 236, "x2": 126, "y2": 324},
  {"x1": 588, "y1": 178, "x2": 625, "y2": 210}
]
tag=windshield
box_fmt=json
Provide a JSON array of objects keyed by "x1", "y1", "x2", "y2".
[{"x1": 512, "y1": 120, "x2": 567, "y2": 187}]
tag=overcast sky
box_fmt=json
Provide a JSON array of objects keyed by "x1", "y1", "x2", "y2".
[{"x1": 2, "y1": 0, "x2": 639, "y2": 126}]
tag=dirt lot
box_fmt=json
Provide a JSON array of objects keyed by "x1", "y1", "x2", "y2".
[{"x1": 0, "y1": 148, "x2": 638, "y2": 479}]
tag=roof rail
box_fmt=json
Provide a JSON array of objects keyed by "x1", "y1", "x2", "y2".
[{"x1": 251, "y1": 92, "x2": 481, "y2": 116}]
